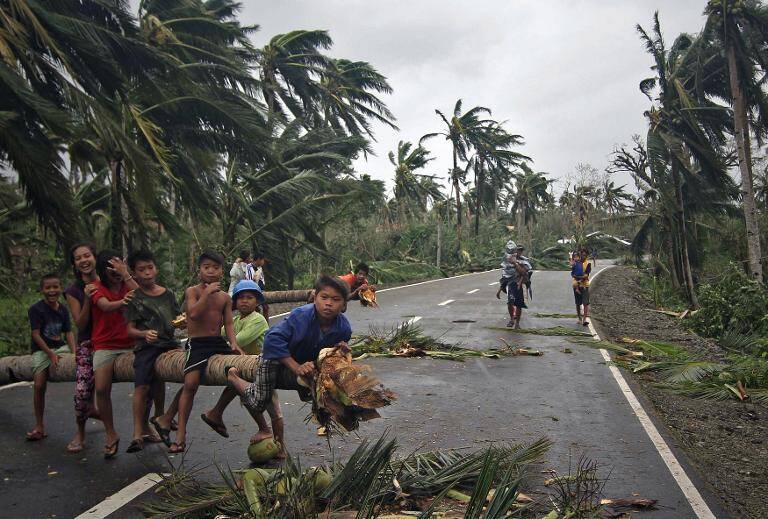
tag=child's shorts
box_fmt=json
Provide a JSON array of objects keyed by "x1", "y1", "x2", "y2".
[
  {"x1": 574, "y1": 287, "x2": 590, "y2": 306},
  {"x1": 184, "y1": 336, "x2": 233, "y2": 381},
  {"x1": 93, "y1": 348, "x2": 129, "y2": 371},
  {"x1": 134, "y1": 346, "x2": 179, "y2": 387},
  {"x1": 31, "y1": 345, "x2": 70, "y2": 375},
  {"x1": 507, "y1": 284, "x2": 527, "y2": 308}
]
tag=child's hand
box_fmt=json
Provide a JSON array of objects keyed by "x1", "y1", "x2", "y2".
[
  {"x1": 496, "y1": 288, "x2": 502, "y2": 299},
  {"x1": 108, "y1": 257, "x2": 130, "y2": 279},
  {"x1": 122, "y1": 290, "x2": 135, "y2": 305},
  {"x1": 145, "y1": 330, "x2": 158, "y2": 343},
  {"x1": 48, "y1": 351, "x2": 60, "y2": 370},
  {"x1": 203, "y1": 283, "x2": 221, "y2": 295},
  {"x1": 294, "y1": 361, "x2": 316, "y2": 378},
  {"x1": 232, "y1": 345, "x2": 246, "y2": 355},
  {"x1": 84, "y1": 283, "x2": 98, "y2": 297}
]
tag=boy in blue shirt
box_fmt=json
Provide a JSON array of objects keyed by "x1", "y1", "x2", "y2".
[{"x1": 225, "y1": 275, "x2": 352, "y2": 446}]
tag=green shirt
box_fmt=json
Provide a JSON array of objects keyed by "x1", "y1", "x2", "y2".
[
  {"x1": 222, "y1": 311, "x2": 268, "y2": 354},
  {"x1": 126, "y1": 288, "x2": 180, "y2": 351}
]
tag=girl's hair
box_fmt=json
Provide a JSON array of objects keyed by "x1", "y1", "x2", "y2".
[
  {"x1": 96, "y1": 249, "x2": 121, "y2": 284},
  {"x1": 69, "y1": 242, "x2": 97, "y2": 288}
]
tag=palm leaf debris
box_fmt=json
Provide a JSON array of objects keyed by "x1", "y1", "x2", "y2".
[
  {"x1": 533, "y1": 313, "x2": 579, "y2": 319},
  {"x1": 489, "y1": 326, "x2": 592, "y2": 337},
  {"x1": 350, "y1": 322, "x2": 520, "y2": 361},
  {"x1": 574, "y1": 337, "x2": 768, "y2": 404},
  {"x1": 142, "y1": 434, "x2": 552, "y2": 518}
]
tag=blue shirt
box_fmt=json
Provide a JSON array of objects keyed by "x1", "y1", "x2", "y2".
[{"x1": 262, "y1": 304, "x2": 352, "y2": 363}]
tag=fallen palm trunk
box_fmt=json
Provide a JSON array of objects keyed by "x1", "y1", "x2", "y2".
[
  {"x1": 263, "y1": 289, "x2": 312, "y2": 304},
  {"x1": 0, "y1": 350, "x2": 260, "y2": 385}
]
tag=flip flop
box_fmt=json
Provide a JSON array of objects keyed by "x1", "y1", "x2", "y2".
[
  {"x1": 104, "y1": 439, "x2": 120, "y2": 459},
  {"x1": 200, "y1": 413, "x2": 229, "y2": 438},
  {"x1": 142, "y1": 434, "x2": 164, "y2": 444},
  {"x1": 168, "y1": 442, "x2": 186, "y2": 454},
  {"x1": 126, "y1": 438, "x2": 144, "y2": 453},
  {"x1": 66, "y1": 441, "x2": 84, "y2": 453},
  {"x1": 150, "y1": 417, "x2": 172, "y2": 447},
  {"x1": 25, "y1": 430, "x2": 47, "y2": 441},
  {"x1": 170, "y1": 419, "x2": 178, "y2": 432}
]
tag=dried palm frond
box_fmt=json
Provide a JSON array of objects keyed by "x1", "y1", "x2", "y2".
[
  {"x1": 533, "y1": 313, "x2": 579, "y2": 319},
  {"x1": 350, "y1": 322, "x2": 516, "y2": 361},
  {"x1": 490, "y1": 326, "x2": 592, "y2": 337},
  {"x1": 359, "y1": 287, "x2": 378, "y2": 307},
  {"x1": 310, "y1": 347, "x2": 396, "y2": 434}
]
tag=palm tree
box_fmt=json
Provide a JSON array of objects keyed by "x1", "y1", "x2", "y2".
[
  {"x1": 388, "y1": 140, "x2": 437, "y2": 220},
  {"x1": 602, "y1": 181, "x2": 634, "y2": 215},
  {"x1": 702, "y1": 0, "x2": 766, "y2": 281},
  {"x1": 508, "y1": 166, "x2": 553, "y2": 248},
  {"x1": 421, "y1": 100, "x2": 493, "y2": 249}
]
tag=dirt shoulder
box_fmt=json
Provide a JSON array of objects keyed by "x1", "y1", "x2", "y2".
[{"x1": 591, "y1": 266, "x2": 768, "y2": 519}]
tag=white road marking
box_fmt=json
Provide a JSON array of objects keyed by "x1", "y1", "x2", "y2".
[
  {"x1": 75, "y1": 473, "x2": 168, "y2": 519},
  {"x1": 406, "y1": 316, "x2": 422, "y2": 325},
  {"x1": 488, "y1": 282, "x2": 497, "y2": 286},
  {"x1": 588, "y1": 267, "x2": 716, "y2": 519},
  {"x1": 466, "y1": 289, "x2": 479, "y2": 294},
  {"x1": 0, "y1": 381, "x2": 32, "y2": 391},
  {"x1": 437, "y1": 299, "x2": 454, "y2": 306}
]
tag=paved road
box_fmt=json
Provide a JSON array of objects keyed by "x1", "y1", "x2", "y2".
[{"x1": 0, "y1": 269, "x2": 723, "y2": 518}]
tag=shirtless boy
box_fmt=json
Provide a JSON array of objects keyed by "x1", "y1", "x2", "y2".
[{"x1": 152, "y1": 250, "x2": 243, "y2": 453}]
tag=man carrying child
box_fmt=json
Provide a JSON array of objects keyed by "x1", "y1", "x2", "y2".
[{"x1": 225, "y1": 275, "x2": 352, "y2": 450}]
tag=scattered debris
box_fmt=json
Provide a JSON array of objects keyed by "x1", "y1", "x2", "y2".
[
  {"x1": 452, "y1": 319, "x2": 477, "y2": 323},
  {"x1": 491, "y1": 325, "x2": 592, "y2": 337},
  {"x1": 534, "y1": 313, "x2": 580, "y2": 319},
  {"x1": 562, "y1": 348, "x2": 573, "y2": 354},
  {"x1": 359, "y1": 287, "x2": 378, "y2": 308}
]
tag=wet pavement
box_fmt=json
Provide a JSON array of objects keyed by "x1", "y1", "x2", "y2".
[{"x1": 0, "y1": 269, "x2": 724, "y2": 517}]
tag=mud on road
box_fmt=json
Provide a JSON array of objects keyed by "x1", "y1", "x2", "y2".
[{"x1": 591, "y1": 266, "x2": 768, "y2": 519}]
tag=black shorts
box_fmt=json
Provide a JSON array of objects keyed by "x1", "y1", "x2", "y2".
[
  {"x1": 184, "y1": 336, "x2": 232, "y2": 381},
  {"x1": 133, "y1": 346, "x2": 178, "y2": 387},
  {"x1": 574, "y1": 286, "x2": 590, "y2": 306},
  {"x1": 507, "y1": 284, "x2": 527, "y2": 308}
]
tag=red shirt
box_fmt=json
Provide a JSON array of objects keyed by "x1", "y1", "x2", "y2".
[
  {"x1": 90, "y1": 280, "x2": 133, "y2": 350},
  {"x1": 338, "y1": 273, "x2": 366, "y2": 291}
]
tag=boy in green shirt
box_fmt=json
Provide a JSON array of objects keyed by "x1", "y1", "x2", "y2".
[{"x1": 201, "y1": 280, "x2": 283, "y2": 451}]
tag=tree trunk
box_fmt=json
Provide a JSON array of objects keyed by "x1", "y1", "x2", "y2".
[
  {"x1": 672, "y1": 161, "x2": 698, "y2": 307},
  {"x1": 0, "y1": 350, "x2": 260, "y2": 386},
  {"x1": 474, "y1": 160, "x2": 483, "y2": 236},
  {"x1": 452, "y1": 147, "x2": 462, "y2": 252},
  {"x1": 436, "y1": 213, "x2": 442, "y2": 268},
  {"x1": 109, "y1": 159, "x2": 125, "y2": 254},
  {"x1": 729, "y1": 43, "x2": 764, "y2": 282}
]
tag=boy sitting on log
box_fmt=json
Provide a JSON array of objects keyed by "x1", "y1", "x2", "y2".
[{"x1": 225, "y1": 276, "x2": 352, "y2": 448}]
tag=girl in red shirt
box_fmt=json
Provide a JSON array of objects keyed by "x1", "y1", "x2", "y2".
[{"x1": 91, "y1": 250, "x2": 138, "y2": 458}]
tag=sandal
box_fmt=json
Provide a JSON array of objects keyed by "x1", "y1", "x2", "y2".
[
  {"x1": 104, "y1": 438, "x2": 120, "y2": 459},
  {"x1": 126, "y1": 438, "x2": 144, "y2": 453},
  {"x1": 200, "y1": 413, "x2": 229, "y2": 438},
  {"x1": 168, "y1": 442, "x2": 186, "y2": 454},
  {"x1": 66, "y1": 441, "x2": 84, "y2": 453},
  {"x1": 170, "y1": 419, "x2": 178, "y2": 432},
  {"x1": 25, "y1": 429, "x2": 47, "y2": 442},
  {"x1": 142, "y1": 434, "x2": 164, "y2": 444},
  {"x1": 150, "y1": 416, "x2": 172, "y2": 447}
]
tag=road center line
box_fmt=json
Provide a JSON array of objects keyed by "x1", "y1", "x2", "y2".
[
  {"x1": 466, "y1": 289, "x2": 479, "y2": 294},
  {"x1": 588, "y1": 267, "x2": 715, "y2": 519},
  {"x1": 75, "y1": 473, "x2": 168, "y2": 519},
  {"x1": 437, "y1": 299, "x2": 454, "y2": 306},
  {"x1": 488, "y1": 282, "x2": 497, "y2": 286}
]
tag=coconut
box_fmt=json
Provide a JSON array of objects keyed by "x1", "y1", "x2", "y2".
[
  {"x1": 306, "y1": 467, "x2": 332, "y2": 495},
  {"x1": 247, "y1": 438, "x2": 279, "y2": 464}
]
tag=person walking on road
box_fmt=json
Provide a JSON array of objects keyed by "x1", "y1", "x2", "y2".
[
  {"x1": 571, "y1": 248, "x2": 592, "y2": 326},
  {"x1": 228, "y1": 251, "x2": 251, "y2": 296}
]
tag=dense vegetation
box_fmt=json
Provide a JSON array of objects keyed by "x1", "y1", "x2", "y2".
[{"x1": 2, "y1": 0, "x2": 768, "y2": 355}]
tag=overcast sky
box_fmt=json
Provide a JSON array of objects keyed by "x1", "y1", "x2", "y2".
[{"x1": 244, "y1": 1, "x2": 708, "y2": 195}]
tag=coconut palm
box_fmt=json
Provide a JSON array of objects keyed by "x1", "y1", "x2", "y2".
[
  {"x1": 508, "y1": 166, "x2": 553, "y2": 248},
  {"x1": 701, "y1": 0, "x2": 767, "y2": 281},
  {"x1": 388, "y1": 140, "x2": 438, "y2": 220},
  {"x1": 602, "y1": 181, "x2": 634, "y2": 215},
  {"x1": 421, "y1": 100, "x2": 494, "y2": 248}
]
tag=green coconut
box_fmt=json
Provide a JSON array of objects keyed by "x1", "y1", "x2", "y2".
[
  {"x1": 306, "y1": 467, "x2": 332, "y2": 495},
  {"x1": 247, "y1": 438, "x2": 280, "y2": 464},
  {"x1": 242, "y1": 468, "x2": 274, "y2": 512}
]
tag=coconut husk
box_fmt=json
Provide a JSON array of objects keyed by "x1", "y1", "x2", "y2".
[
  {"x1": 311, "y1": 347, "x2": 396, "y2": 433},
  {"x1": 359, "y1": 287, "x2": 378, "y2": 307}
]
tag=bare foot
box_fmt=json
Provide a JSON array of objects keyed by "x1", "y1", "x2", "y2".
[{"x1": 249, "y1": 429, "x2": 273, "y2": 444}]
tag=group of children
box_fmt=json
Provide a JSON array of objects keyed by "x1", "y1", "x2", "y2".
[{"x1": 26, "y1": 244, "x2": 354, "y2": 460}]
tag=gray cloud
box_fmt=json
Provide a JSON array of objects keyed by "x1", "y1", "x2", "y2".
[{"x1": 245, "y1": 1, "x2": 709, "y2": 193}]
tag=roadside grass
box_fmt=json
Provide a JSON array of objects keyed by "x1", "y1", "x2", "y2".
[{"x1": 0, "y1": 292, "x2": 37, "y2": 357}]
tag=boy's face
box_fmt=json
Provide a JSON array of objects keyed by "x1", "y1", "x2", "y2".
[
  {"x1": 580, "y1": 251, "x2": 588, "y2": 261},
  {"x1": 132, "y1": 260, "x2": 157, "y2": 287},
  {"x1": 253, "y1": 257, "x2": 266, "y2": 267},
  {"x1": 314, "y1": 285, "x2": 345, "y2": 320},
  {"x1": 73, "y1": 246, "x2": 95, "y2": 276},
  {"x1": 355, "y1": 270, "x2": 367, "y2": 283},
  {"x1": 236, "y1": 291, "x2": 260, "y2": 315},
  {"x1": 199, "y1": 259, "x2": 223, "y2": 284},
  {"x1": 41, "y1": 278, "x2": 61, "y2": 303}
]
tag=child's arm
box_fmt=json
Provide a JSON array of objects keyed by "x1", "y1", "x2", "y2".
[
  {"x1": 235, "y1": 314, "x2": 268, "y2": 350},
  {"x1": 108, "y1": 257, "x2": 138, "y2": 291},
  {"x1": 126, "y1": 321, "x2": 157, "y2": 343},
  {"x1": 94, "y1": 294, "x2": 133, "y2": 313},
  {"x1": 31, "y1": 330, "x2": 60, "y2": 368},
  {"x1": 66, "y1": 284, "x2": 96, "y2": 331},
  {"x1": 185, "y1": 284, "x2": 220, "y2": 319},
  {"x1": 65, "y1": 330, "x2": 76, "y2": 353},
  {"x1": 223, "y1": 297, "x2": 244, "y2": 355}
]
